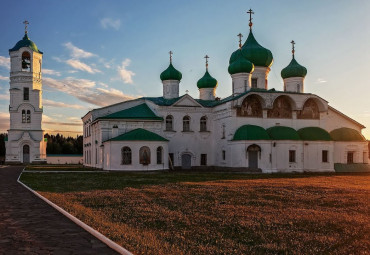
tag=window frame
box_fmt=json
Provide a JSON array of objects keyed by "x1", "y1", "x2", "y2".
[
  {"x1": 156, "y1": 146, "x2": 163, "y2": 164},
  {"x1": 183, "y1": 115, "x2": 191, "y2": 132},
  {"x1": 251, "y1": 78, "x2": 258, "y2": 88},
  {"x1": 200, "y1": 154, "x2": 207, "y2": 166},
  {"x1": 289, "y1": 150, "x2": 296, "y2": 163},
  {"x1": 165, "y1": 115, "x2": 174, "y2": 131},
  {"x1": 121, "y1": 146, "x2": 132, "y2": 165},
  {"x1": 200, "y1": 116, "x2": 207, "y2": 132},
  {"x1": 322, "y1": 150, "x2": 328, "y2": 163},
  {"x1": 23, "y1": 87, "x2": 29, "y2": 101}
]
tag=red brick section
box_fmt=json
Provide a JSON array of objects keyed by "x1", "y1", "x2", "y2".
[{"x1": 0, "y1": 166, "x2": 119, "y2": 254}]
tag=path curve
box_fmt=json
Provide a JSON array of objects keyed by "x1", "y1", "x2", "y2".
[{"x1": 0, "y1": 166, "x2": 119, "y2": 254}]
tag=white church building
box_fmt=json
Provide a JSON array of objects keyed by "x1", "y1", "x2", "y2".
[
  {"x1": 5, "y1": 23, "x2": 47, "y2": 164},
  {"x1": 82, "y1": 13, "x2": 368, "y2": 172}
]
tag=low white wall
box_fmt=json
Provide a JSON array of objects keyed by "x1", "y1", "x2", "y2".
[{"x1": 47, "y1": 155, "x2": 83, "y2": 164}]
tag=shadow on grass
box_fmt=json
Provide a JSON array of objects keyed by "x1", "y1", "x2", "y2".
[{"x1": 20, "y1": 170, "x2": 370, "y2": 193}]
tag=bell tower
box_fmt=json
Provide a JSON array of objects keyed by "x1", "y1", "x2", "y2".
[{"x1": 5, "y1": 21, "x2": 46, "y2": 164}]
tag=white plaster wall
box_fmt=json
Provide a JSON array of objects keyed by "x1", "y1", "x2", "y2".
[
  {"x1": 163, "y1": 80, "x2": 180, "y2": 99},
  {"x1": 251, "y1": 66, "x2": 270, "y2": 89},
  {"x1": 199, "y1": 88, "x2": 216, "y2": 100},
  {"x1": 103, "y1": 141, "x2": 168, "y2": 171},
  {"x1": 333, "y1": 142, "x2": 368, "y2": 164},
  {"x1": 231, "y1": 73, "x2": 251, "y2": 95},
  {"x1": 47, "y1": 156, "x2": 83, "y2": 164},
  {"x1": 284, "y1": 77, "x2": 304, "y2": 93}
]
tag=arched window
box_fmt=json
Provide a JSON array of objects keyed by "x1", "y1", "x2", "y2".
[
  {"x1": 267, "y1": 96, "x2": 292, "y2": 119},
  {"x1": 121, "y1": 147, "x2": 132, "y2": 165},
  {"x1": 22, "y1": 110, "x2": 26, "y2": 123},
  {"x1": 156, "y1": 146, "x2": 163, "y2": 164},
  {"x1": 165, "y1": 115, "x2": 173, "y2": 131},
  {"x1": 297, "y1": 99, "x2": 320, "y2": 119},
  {"x1": 26, "y1": 110, "x2": 31, "y2": 123},
  {"x1": 183, "y1": 116, "x2": 190, "y2": 132},
  {"x1": 238, "y1": 95, "x2": 263, "y2": 117},
  {"x1": 22, "y1": 52, "x2": 31, "y2": 71},
  {"x1": 139, "y1": 146, "x2": 151, "y2": 165},
  {"x1": 200, "y1": 116, "x2": 207, "y2": 132}
]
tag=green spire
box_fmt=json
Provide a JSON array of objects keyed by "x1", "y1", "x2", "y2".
[
  {"x1": 228, "y1": 49, "x2": 254, "y2": 75},
  {"x1": 241, "y1": 31, "x2": 273, "y2": 67},
  {"x1": 160, "y1": 51, "x2": 182, "y2": 81},
  {"x1": 197, "y1": 55, "x2": 217, "y2": 89},
  {"x1": 281, "y1": 41, "x2": 307, "y2": 79},
  {"x1": 9, "y1": 21, "x2": 42, "y2": 53}
]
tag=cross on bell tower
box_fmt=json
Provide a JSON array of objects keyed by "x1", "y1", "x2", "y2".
[
  {"x1": 247, "y1": 9, "x2": 254, "y2": 31},
  {"x1": 23, "y1": 20, "x2": 29, "y2": 34},
  {"x1": 204, "y1": 55, "x2": 209, "y2": 70}
]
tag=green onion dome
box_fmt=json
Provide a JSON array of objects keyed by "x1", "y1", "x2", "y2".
[
  {"x1": 160, "y1": 63, "x2": 182, "y2": 81},
  {"x1": 9, "y1": 33, "x2": 42, "y2": 54},
  {"x1": 228, "y1": 49, "x2": 254, "y2": 75},
  {"x1": 241, "y1": 31, "x2": 273, "y2": 67},
  {"x1": 197, "y1": 70, "x2": 218, "y2": 89},
  {"x1": 281, "y1": 57, "x2": 307, "y2": 79},
  {"x1": 229, "y1": 49, "x2": 239, "y2": 64}
]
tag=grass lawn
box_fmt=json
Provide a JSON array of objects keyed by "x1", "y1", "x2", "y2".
[{"x1": 20, "y1": 171, "x2": 370, "y2": 255}]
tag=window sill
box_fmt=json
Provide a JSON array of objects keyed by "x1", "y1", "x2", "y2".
[
  {"x1": 164, "y1": 130, "x2": 176, "y2": 132},
  {"x1": 199, "y1": 130, "x2": 211, "y2": 133},
  {"x1": 182, "y1": 131, "x2": 194, "y2": 133}
]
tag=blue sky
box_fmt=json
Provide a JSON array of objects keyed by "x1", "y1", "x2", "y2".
[{"x1": 0, "y1": 0, "x2": 369, "y2": 138}]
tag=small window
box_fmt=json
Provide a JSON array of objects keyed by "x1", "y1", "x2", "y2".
[
  {"x1": 200, "y1": 116, "x2": 207, "y2": 132},
  {"x1": 289, "y1": 150, "x2": 296, "y2": 163},
  {"x1": 165, "y1": 115, "x2": 173, "y2": 131},
  {"x1": 139, "y1": 146, "x2": 151, "y2": 165},
  {"x1": 347, "y1": 152, "x2": 354, "y2": 164},
  {"x1": 96, "y1": 148, "x2": 98, "y2": 164},
  {"x1": 322, "y1": 150, "x2": 328, "y2": 163},
  {"x1": 121, "y1": 147, "x2": 132, "y2": 165},
  {"x1": 169, "y1": 153, "x2": 174, "y2": 168},
  {"x1": 22, "y1": 110, "x2": 26, "y2": 123},
  {"x1": 26, "y1": 110, "x2": 31, "y2": 123},
  {"x1": 251, "y1": 78, "x2": 257, "y2": 88},
  {"x1": 221, "y1": 124, "x2": 225, "y2": 139},
  {"x1": 297, "y1": 84, "x2": 300, "y2": 92},
  {"x1": 244, "y1": 80, "x2": 248, "y2": 91},
  {"x1": 183, "y1": 116, "x2": 190, "y2": 132},
  {"x1": 24, "y1": 87, "x2": 29, "y2": 101},
  {"x1": 157, "y1": 146, "x2": 163, "y2": 164},
  {"x1": 201, "y1": 154, "x2": 207, "y2": 166},
  {"x1": 222, "y1": 150, "x2": 226, "y2": 161}
]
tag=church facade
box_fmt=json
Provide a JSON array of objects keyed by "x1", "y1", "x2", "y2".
[
  {"x1": 5, "y1": 25, "x2": 47, "y2": 164},
  {"x1": 83, "y1": 15, "x2": 369, "y2": 172}
]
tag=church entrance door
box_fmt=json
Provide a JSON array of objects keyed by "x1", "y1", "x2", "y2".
[
  {"x1": 181, "y1": 154, "x2": 191, "y2": 169},
  {"x1": 247, "y1": 144, "x2": 260, "y2": 169},
  {"x1": 23, "y1": 145, "x2": 30, "y2": 163}
]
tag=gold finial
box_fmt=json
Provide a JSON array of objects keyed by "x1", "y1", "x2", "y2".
[
  {"x1": 237, "y1": 33, "x2": 243, "y2": 48},
  {"x1": 204, "y1": 55, "x2": 209, "y2": 70},
  {"x1": 247, "y1": 9, "x2": 254, "y2": 31},
  {"x1": 23, "y1": 20, "x2": 29, "y2": 34},
  {"x1": 291, "y1": 40, "x2": 295, "y2": 57},
  {"x1": 169, "y1": 50, "x2": 173, "y2": 63}
]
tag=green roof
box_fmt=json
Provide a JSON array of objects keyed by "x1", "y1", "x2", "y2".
[
  {"x1": 266, "y1": 126, "x2": 301, "y2": 140},
  {"x1": 197, "y1": 70, "x2": 218, "y2": 89},
  {"x1": 9, "y1": 33, "x2": 43, "y2": 53},
  {"x1": 330, "y1": 128, "x2": 366, "y2": 141},
  {"x1": 298, "y1": 127, "x2": 331, "y2": 141},
  {"x1": 228, "y1": 49, "x2": 254, "y2": 75},
  {"x1": 281, "y1": 57, "x2": 307, "y2": 79},
  {"x1": 233, "y1": 125, "x2": 270, "y2": 140},
  {"x1": 106, "y1": 128, "x2": 168, "y2": 142},
  {"x1": 241, "y1": 31, "x2": 273, "y2": 67},
  {"x1": 99, "y1": 103, "x2": 162, "y2": 120},
  {"x1": 160, "y1": 63, "x2": 182, "y2": 81}
]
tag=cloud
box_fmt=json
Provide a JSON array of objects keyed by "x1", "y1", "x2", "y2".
[
  {"x1": 118, "y1": 59, "x2": 135, "y2": 84},
  {"x1": 0, "y1": 75, "x2": 9, "y2": 80},
  {"x1": 0, "y1": 56, "x2": 10, "y2": 69},
  {"x1": 43, "y1": 77, "x2": 135, "y2": 107},
  {"x1": 43, "y1": 99, "x2": 86, "y2": 109},
  {"x1": 42, "y1": 69, "x2": 61, "y2": 76},
  {"x1": 0, "y1": 112, "x2": 9, "y2": 131},
  {"x1": 66, "y1": 59, "x2": 101, "y2": 74},
  {"x1": 0, "y1": 94, "x2": 9, "y2": 100},
  {"x1": 316, "y1": 78, "x2": 327, "y2": 84},
  {"x1": 64, "y1": 42, "x2": 95, "y2": 59},
  {"x1": 43, "y1": 114, "x2": 81, "y2": 127},
  {"x1": 100, "y1": 18, "x2": 121, "y2": 30}
]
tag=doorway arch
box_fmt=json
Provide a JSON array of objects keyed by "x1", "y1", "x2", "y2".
[
  {"x1": 247, "y1": 144, "x2": 261, "y2": 169},
  {"x1": 23, "y1": 145, "x2": 30, "y2": 163}
]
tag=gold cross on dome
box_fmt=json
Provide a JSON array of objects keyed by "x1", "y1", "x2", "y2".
[
  {"x1": 247, "y1": 9, "x2": 254, "y2": 30},
  {"x1": 237, "y1": 33, "x2": 243, "y2": 48},
  {"x1": 291, "y1": 40, "x2": 295, "y2": 57},
  {"x1": 169, "y1": 51, "x2": 173, "y2": 63},
  {"x1": 23, "y1": 20, "x2": 29, "y2": 34},
  {"x1": 204, "y1": 55, "x2": 209, "y2": 69}
]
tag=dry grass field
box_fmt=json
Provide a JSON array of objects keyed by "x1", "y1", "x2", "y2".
[{"x1": 21, "y1": 172, "x2": 370, "y2": 255}]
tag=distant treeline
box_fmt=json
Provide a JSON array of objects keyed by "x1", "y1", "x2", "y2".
[{"x1": 0, "y1": 133, "x2": 83, "y2": 156}]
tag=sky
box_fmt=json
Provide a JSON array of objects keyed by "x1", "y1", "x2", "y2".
[{"x1": 0, "y1": 0, "x2": 369, "y2": 138}]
